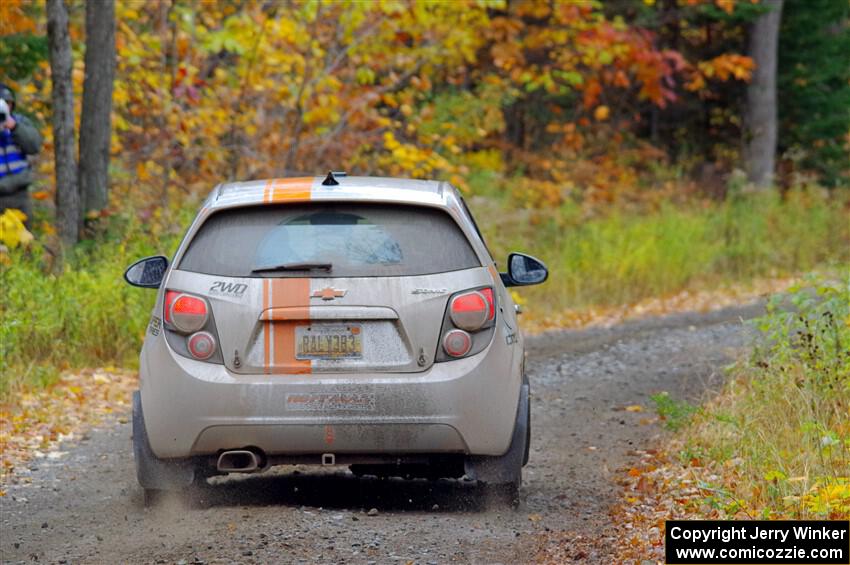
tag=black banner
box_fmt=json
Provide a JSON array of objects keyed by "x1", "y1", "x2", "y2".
[{"x1": 665, "y1": 520, "x2": 849, "y2": 564}]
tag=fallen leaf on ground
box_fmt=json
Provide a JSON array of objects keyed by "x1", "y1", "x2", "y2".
[
  {"x1": 521, "y1": 276, "x2": 798, "y2": 335},
  {"x1": 0, "y1": 369, "x2": 136, "y2": 485}
]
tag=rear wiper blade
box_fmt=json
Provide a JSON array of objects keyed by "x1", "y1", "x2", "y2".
[{"x1": 251, "y1": 262, "x2": 333, "y2": 273}]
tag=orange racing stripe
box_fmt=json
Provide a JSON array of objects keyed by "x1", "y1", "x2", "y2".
[
  {"x1": 269, "y1": 278, "x2": 311, "y2": 375},
  {"x1": 260, "y1": 177, "x2": 314, "y2": 374},
  {"x1": 266, "y1": 177, "x2": 312, "y2": 203},
  {"x1": 263, "y1": 279, "x2": 271, "y2": 374}
]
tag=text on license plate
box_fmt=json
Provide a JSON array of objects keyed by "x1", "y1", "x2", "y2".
[{"x1": 295, "y1": 324, "x2": 363, "y2": 360}]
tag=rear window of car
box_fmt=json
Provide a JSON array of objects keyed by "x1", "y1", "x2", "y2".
[{"x1": 178, "y1": 203, "x2": 481, "y2": 277}]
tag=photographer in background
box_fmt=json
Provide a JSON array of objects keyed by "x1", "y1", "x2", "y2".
[{"x1": 0, "y1": 83, "x2": 43, "y2": 229}]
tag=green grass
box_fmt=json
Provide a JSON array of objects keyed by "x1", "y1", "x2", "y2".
[
  {"x1": 0, "y1": 216, "x2": 185, "y2": 401},
  {"x1": 1, "y1": 183, "x2": 848, "y2": 400},
  {"x1": 651, "y1": 391, "x2": 699, "y2": 431},
  {"x1": 674, "y1": 275, "x2": 850, "y2": 518},
  {"x1": 474, "y1": 186, "x2": 850, "y2": 311}
]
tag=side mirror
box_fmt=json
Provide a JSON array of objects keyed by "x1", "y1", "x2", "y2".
[
  {"x1": 503, "y1": 252, "x2": 548, "y2": 287},
  {"x1": 124, "y1": 255, "x2": 169, "y2": 288}
]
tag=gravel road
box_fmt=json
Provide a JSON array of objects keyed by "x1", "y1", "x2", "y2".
[{"x1": 0, "y1": 304, "x2": 760, "y2": 564}]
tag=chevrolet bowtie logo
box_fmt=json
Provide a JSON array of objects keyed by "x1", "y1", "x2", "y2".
[{"x1": 311, "y1": 287, "x2": 347, "y2": 301}]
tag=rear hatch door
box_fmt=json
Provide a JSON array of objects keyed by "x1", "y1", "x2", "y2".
[{"x1": 170, "y1": 202, "x2": 492, "y2": 374}]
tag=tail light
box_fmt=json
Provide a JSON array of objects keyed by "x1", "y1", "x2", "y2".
[
  {"x1": 479, "y1": 288, "x2": 496, "y2": 321},
  {"x1": 187, "y1": 331, "x2": 216, "y2": 360},
  {"x1": 167, "y1": 292, "x2": 209, "y2": 333},
  {"x1": 164, "y1": 290, "x2": 179, "y2": 324},
  {"x1": 437, "y1": 286, "x2": 497, "y2": 362},
  {"x1": 449, "y1": 288, "x2": 495, "y2": 331},
  {"x1": 450, "y1": 292, "x2": 489, "y2": 331},
  {"x1": 443, "y1": 329, "x2": 472, "y2": 358},
  {"x1": 162, "y1": 289, "x2": 222, "y2": 363}
]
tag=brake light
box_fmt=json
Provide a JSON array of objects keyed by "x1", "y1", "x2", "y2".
[
  {"x1": 479, "y1": 288, "x2": 495, "y2": 321},
  {"x1": 450, "y1": 291, "x2": 489, "y2": 331},
  {"x1": 187, "y1": 331, "x2": 216, "y2": 360},
  {"x1": 169, "y1": 294, "x2": 209, "y2": 333},
  {"x1": 443, "y1": 329, "x2": 472, "y2": 358},
  {"x1": 161, "y1": 289, "x2": 221, "y2": 364},
  {"x1": 163, "y1": 290, "x2": 179, "y2": 324},
  {"x1": 437, "y1": 286, "x2": 497, "y2": 362}
]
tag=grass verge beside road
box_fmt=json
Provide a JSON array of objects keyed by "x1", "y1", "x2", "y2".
[
  {"x1": 479, "y1": 187, "x2": 849, "y2": 316},
  {"x1": 673, "y1": 275, "x2": 849, "y2": 519},
  {"x1": 1, "y1": 217, "x2": 184, "y2": 401},
  {"x1": 612, "y1": 273, "x2": 849, "y2": 562}
]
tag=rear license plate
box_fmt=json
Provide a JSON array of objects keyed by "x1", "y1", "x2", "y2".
[{"x1": 295, "y1": 324, "x2": 363, "y2": 360}]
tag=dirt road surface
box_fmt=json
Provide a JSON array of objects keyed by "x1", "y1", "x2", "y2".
[{"x1": 1, "y1": 304, "x2": 761, "y2": 564}]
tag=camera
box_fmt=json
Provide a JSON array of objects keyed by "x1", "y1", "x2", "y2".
[{"x1": 0, "y1": 98, "x2": 8, "y2": 123}]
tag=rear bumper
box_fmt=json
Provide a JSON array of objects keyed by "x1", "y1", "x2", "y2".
[{"x1": 139, "y1": 330, "x2": 522, "y2": 459}]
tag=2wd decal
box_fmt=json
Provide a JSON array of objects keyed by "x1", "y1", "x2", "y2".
[{"x1": 209, "y1": 281, "x2": 248, "y2": 297}]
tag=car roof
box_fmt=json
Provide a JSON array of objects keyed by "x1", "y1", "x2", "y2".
[{"x1": 208, "y1": 176, "x2": 453, "y2": 210}]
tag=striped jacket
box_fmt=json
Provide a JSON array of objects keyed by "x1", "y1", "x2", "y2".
[{"x1": 0, "y1": 114, "x2": 42, "y2": 195}]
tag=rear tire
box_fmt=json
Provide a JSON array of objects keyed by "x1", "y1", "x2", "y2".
[
  {"x1": 133, "y1": 391, "x2": 197, "y2": 499},
  {"x1": 466, "y1": 380, "x2": 530, "y2": 510},
  {"x1": 522, "y1": 397, "x2": 531, "y2": 467}
]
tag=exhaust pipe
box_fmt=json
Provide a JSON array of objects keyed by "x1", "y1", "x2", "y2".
[{"x1": 217, "y1": 449, "x2": 263, "y2": 473}]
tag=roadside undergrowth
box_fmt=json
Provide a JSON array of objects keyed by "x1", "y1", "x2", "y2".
[
  {"x1": 0, "y1": 213, "x2": 187, "y2": 402},
  {"x1": 612, "y1": 272, "x2": 850, "y2": 563},
  {"x1": 483, "y1": 186, "x2": 850, "y2": 316}
]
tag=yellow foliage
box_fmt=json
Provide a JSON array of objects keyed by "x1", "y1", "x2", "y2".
[
  {"x1": 10, "y1": 0, "x2": 765, "y2": 218},
  {"x1": 378, "y1": 131, "x2": 459, "y2": 180},
  {"x1": 510, "y1": 290, "x2": 526, "y2": 306},
  {"x1": 0, "y1": 209, "x2": 34, "y2": 250},
  {"x1": 460, "y1": 150, "x2": 505, "y2": 175},
  {"x1": 697, "y1": 54, "x2": 755, "y2": 82},
  {"x1": 594, "y1": 105, "x2": 610, "y2": 121},
  {"x1": 803, "y1": 479, "x2": 850, "y2": 518},
  {"x1": 0, "y1": 0, "x2": 36, "y2": 34}
]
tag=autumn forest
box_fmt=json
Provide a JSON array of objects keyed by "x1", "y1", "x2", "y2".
[{"x1": 0, "y1": 0, "x2": 849, "y2": 557}]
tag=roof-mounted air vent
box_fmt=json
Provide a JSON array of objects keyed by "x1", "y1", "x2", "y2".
[{"x1": 322, "y1": 171, "x2": 347, "y2": 186}]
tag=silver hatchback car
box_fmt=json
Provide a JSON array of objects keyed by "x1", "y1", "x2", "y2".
[{"x1": 124, "y1": 174, "x2": 548, "y2": 505}]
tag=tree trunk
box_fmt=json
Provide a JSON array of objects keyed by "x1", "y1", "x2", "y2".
[
  {"x1": 46, "y1": 0, "x2": 80, "y2": 245},
  {"x1": 79, "y1": 0, "x2": 116, "y2": 213},
  {"x1": 744, "y1": 0, "x2": 783, "y2": 188}
]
